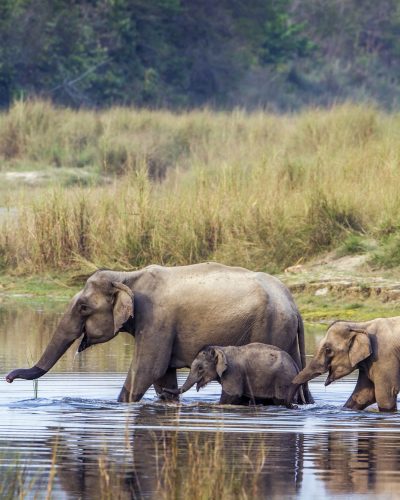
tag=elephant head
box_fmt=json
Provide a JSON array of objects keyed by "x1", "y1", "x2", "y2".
[
  {"x1": 292, "y1": 321, "x2": 372, "y2": 388},
  {"x1": 6, "y1": 271, "x2": 135, "y2": 383},
  {"x1": 167, "y1": 346, "x2": 228, "y2": 395}
]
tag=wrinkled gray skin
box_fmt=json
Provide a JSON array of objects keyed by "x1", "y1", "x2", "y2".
[
  {"x1": 167, "y1": 343, "x2": 304, "y2": 407},
  {"x1": 6, "y1": 262, "x2": 312, "y2": 404},
  {"x1": 291, "y1": 318, "x2": 400, "y2": 412}
]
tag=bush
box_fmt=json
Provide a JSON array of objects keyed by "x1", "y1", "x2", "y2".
[
  {"x1": 370, "y1": 233, "x2": 400, "y2": 268},
  {"x1": 336, "y1": 234, "x2": 371, "y2": 257}
]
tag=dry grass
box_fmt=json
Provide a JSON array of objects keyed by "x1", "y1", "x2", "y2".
[{"x1": 0, "y1": 100, "x2": 399, "y2": 274}]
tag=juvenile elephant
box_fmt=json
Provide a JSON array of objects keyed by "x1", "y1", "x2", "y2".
[
  {"x1": 6, "y1": 262, "x2": 312, "y2": 404},
  {"x1": 167, "y1": 343, "x2": 304, "y2": 407},
  {"x1": 292, "y1": 318, "x2": 400, "y2": 412}
]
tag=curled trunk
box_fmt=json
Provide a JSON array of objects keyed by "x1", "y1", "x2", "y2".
[{"x1": 6, "y1": 293, "x2": 83, "y2": 383}]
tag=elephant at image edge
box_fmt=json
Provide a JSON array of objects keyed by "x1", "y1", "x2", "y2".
[
  {"x1": 292, "y1": 317, "x2": 400, "y2": 411},
  {"x1": 6, "y1": 262, "x2": 313, "y2": 404}
]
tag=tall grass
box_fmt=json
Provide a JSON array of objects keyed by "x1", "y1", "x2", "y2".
[{"x1": 1, "y1": 100, "x2": 400, "y2": 274}]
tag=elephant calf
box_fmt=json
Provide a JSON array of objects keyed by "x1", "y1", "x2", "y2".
[{"x1": 166, "y1": 343, "x2": 304, "y2": 407}]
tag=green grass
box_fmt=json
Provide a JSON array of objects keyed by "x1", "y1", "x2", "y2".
[
  {"x1": 0, "y1": 273, "x2": 79, "y2": 302},
  {"x1": 1, "y1": 271, "x2": 399, "y2": 325},
  {"x1": 370, "y1": 233, "x2": 400, "y2": 268},
  {"x1": 336, "y1": 234, "x2": 373, "y2": 257},
  {"x1": 295, "y1": 292, "x2": 400, "y2": 322}
]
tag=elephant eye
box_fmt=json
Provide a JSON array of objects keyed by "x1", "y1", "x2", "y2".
[
  {"x1": 79, "y1": 304, "x2": 92, "y2": 315},
  {"x1": 198, "y1": 364, "x2": 204, "y2": 372},
  {"x1": 325, "y1": 346, "x2": 332, "y2": 354}
]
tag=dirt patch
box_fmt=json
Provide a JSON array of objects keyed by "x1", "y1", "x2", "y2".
[
  {"x1": 281, "y1": 253, "x2": 400, "y2": 303},
  {"x1": 4, "y1": 171, "x2": 46, "y2": 185}
]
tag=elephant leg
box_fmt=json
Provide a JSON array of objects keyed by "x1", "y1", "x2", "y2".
[
  {"x1": 344, "y1": 371, "x2": 376, "y2": 410},
  {"x1": 118, "y1": 328, "x2": 174, "y2": 403},
  {"x1": 153, "y1": 368, "x2": 179, "y2": 402},
  {"x1": 219, "y1": 391, "x2": 245, "y2": 405},
  {"x1": 118, "y1": 360, "x2": 154, "y2": 403},
  {"x1": 374, "y1": 377, "x2": 397, "y2": 412}
]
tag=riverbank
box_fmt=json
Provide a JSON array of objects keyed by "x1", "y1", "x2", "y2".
[{"x1": 2, "y1": 258, "x2": 400, "y2": 322}]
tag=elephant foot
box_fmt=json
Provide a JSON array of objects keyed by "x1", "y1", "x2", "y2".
[
  {"x1": 302, "y1": 384, "x2": 314, "y2": 404},
  {"x1": 158, "y1": 391, "x2": 180, "y2": 403},
  {"x1": 378, "y1": 406, "x2": 397, "y2": 413},
  {"x1": 117, "y1": 386, "x2": 143, "y2": 403}
]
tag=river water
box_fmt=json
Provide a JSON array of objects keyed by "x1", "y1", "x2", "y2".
[{"x1": 0, "y1": 300, "x2": 399, "y2": 499}]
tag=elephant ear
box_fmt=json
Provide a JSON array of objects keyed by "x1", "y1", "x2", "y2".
[
  {"x1": 214, "y1": 348, "x2": 228, "y2": 377},
  {"x1": 112, "y1": 282, "x2": 134, "y2": 335},
  {"x1": 349, "y1": 329, "x2": 371, "y2": 368}
]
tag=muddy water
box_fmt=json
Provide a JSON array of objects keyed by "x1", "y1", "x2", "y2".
[{"x1": 1, "y1": 301, "x2": 400, "y2": 499}]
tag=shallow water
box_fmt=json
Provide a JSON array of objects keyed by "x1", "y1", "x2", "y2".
[{"x1": 1, "y1": 301, "x2": 399, "y2": 499}]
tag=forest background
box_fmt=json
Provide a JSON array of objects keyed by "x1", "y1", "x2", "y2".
[{"x1": 1, "y1": 0, "x2": 400, "y2": 110}]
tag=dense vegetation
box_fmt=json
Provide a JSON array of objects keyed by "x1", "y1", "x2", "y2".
[
  {"x1": 1, "y1": 0, "x2": 400, "y2": 110},
  {"x1": 1, "y1": 100, "x2": 400, "y2": 275}
]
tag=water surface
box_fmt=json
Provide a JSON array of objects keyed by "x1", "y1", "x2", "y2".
[{"x1": 0, "y1": 301, "x2": 399, "y2": 499}]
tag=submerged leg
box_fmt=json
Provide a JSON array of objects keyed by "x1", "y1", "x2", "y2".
[
  {"x1": 153, "y1": 368, "x2": 179, "y2": 402},
  {"x1": 118, "y1": 325, "x2": 174, "y2": 403},
  {"x1": 219, "y1": 391, "x2": 246, "y2": 405},
  {"x1": 344, "y1": 371, "x2": 376, "y2": 410},
  {"x1": 374, "y1": 377, "x2": 397, "y2": 412},
  {"x1": 118, "y1": 358, "x2": 154, "y2": 403},
  {"x1": 118, "y1": 353, "x2": 169, "y2": 403}
]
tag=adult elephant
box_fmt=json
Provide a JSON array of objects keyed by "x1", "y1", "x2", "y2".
[{"x1": 6, "y1": 262, "x2": 312, "y2": 403}]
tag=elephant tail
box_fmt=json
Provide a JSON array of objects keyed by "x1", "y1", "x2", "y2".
[
  {"x1": 297, "y1": 311, "x2": 306, "y2": 372},
  {"x1": 296, "y1": 312, "x2": 314, "y2": 404}
]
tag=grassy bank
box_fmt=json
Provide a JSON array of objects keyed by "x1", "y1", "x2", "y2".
[{"x1": 1, "y1": 100, "x2": 400, "y2": 275}]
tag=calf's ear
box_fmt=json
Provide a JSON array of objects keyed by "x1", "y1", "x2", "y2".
[
  {"x1": 214, "y1": 348, "x2": 228, "y2": 377},
  {"x1": 348, "y1": 329, "x2": 371, "y2": 368}
]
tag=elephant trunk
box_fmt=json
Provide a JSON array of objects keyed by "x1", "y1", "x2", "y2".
[
  {"x1": 292, "y1": 359, "x2": 326, "y2": 385},
  {"x1": 6, "y1": 293, "x2": 84, "y2": 383},
  {"x1": 6, "y1": 366, "x2": 47, "y2": 383},
  {"x1": 6, "y1": 329, "x2": 77, "y2": 383},
  {"x1": 179, "y1": 372, "x2": 198, "y2": 394}
]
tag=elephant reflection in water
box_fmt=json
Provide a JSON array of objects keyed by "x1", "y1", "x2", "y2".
[
  {"x1": 312, "y1": 423, "x2": 400, "y2": 496},
  {"x1": 47, "y1": 405, "x2": 305, "y2": 499}
]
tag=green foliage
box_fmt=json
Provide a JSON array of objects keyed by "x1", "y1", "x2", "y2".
[
  {"x1": 261, "y1": 0, "x2": 313, "y2": 65},
  {"x1": 1, "y1": 1, "x2": 400, "y2": 109},
  {"x1": 0, "y1": 0, "x2": 315, "y2": 108},
  {"x1": 370, "y1": 233, "x2": 400, "y2": 268},
  {"x1": 337, "y1": 234, "x2": 371, "y2": 257}
]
